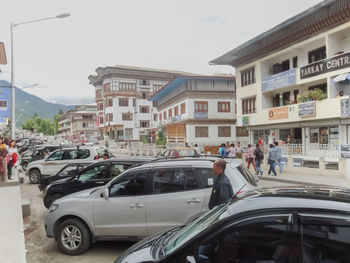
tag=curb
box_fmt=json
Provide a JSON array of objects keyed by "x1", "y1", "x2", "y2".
[
  {"x1": 258, "y1": 175, "x2": 320, "y2": 186},
  {"x1": 0, "y1": 180, "x2": 20, "y2": 187}
]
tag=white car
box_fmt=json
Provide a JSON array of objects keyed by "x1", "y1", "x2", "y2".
[{"x1": 26, "y1": 146, "x2": 111, "y2": 184}]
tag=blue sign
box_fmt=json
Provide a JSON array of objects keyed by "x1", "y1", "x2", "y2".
[
  {"x1": 261, "y1": 68, "x2": 296, "y2": 93},
  {"x1": 194, "y1": 112, "x2": 208, "y2": 119},
  {"x1": 0, "y1": 88, "x2": 10, "y2": 123}
]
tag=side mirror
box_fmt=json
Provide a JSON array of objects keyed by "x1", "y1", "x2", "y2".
[
  {"x1": 186, "y1": 256, "x2": 196, "y2": 263},
  {"x1": 103, "y1": 187, "x2": 109, "y2": 200}
]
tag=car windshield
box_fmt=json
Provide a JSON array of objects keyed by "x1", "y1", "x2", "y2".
[{"x1": 164, "y1": 204, "x2": 228, "y2": 255}]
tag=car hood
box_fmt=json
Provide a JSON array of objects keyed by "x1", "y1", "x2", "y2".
[
  {"x1": 48, "y1": 176, "x2": 73, "y2": 185},
  {"x1": 57, "y1": 186, "x2": 102, "y2": 203},
  {"x1": 28, "y1": 159, "x2": 44, "y2": 166}
]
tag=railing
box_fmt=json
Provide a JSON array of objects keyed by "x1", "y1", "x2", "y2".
[{"x1": 279, "y1": 143, "x2": 340, "y2": 158}]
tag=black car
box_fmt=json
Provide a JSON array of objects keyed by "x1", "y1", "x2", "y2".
[
  {"x1": 21, "y1": 145, "x2": 61, "y2": 169},
  {"x1": 38, "y1": 162, "x2": 93, "y2": 192},
  {"x1": 43, "y1": 157, "x2": 155, "y2": 208},
  {"x1": 116, "y1": 185, "x2": 350, "y2": 263}
]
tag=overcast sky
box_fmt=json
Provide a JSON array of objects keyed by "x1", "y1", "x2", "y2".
[{"x1": 0, "y1": 0, "x2": 323, "y2": 105}]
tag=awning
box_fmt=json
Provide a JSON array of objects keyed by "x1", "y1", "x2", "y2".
[{"x1": 333, "y1": 73, "x2": 350, "y2": 82}]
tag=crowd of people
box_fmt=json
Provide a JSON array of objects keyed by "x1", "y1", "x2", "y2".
[{"x1": 0, "y1": 137, "x2": 19, "y2": 182}]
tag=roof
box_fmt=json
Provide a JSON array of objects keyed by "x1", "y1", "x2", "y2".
[
  {"x1": 151, "y1": 75, "x2": 235, "y2": 102},
  {"x1": 0, "y1": 79, "x2": 11, "y2": 87},
  {"x1": 210, "y1": 0, "x2": 346, "y2": 67}
]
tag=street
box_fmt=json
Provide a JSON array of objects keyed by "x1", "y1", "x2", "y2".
[{"x1": 20, "y1": 170, "x2": 289, "y2": 263}]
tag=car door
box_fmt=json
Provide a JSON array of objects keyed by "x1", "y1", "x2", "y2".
[
  {"x1": 76, "y1": 163, "x2": 111, "y2": 192},
  {"x1": 297, "y1": 212, "x2": 350, "y2": 262},
  {"x1": 146, "y1": 166, "x2": 206, "y2": 235},
  {"x1": 194, "y1": 167, "x2": 217, "y2": 211},
  {"x1": 93, "y1": 168, "x2": 150, "y2": 237},
  {"x1": 42, "y1": 150, "x2": 64, "y2": 175}
]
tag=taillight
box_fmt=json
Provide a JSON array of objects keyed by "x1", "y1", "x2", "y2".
[
  {"x1": 236, "y1": 190, "x2": 245, "y2": 195},
  {"x1": 94, "y1": 155, "x2": 99, "y2": 160}
]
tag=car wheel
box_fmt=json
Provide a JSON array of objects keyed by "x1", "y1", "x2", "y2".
[
  {"x1": 57, "y1": 218, "x2": 91, "y2": 255},
  {"x1": 29, "y1": 169, "x2": 41, "y2": 184},
  {"x1": 44, "y1": 193, "x2": 63, "y2": 209}
]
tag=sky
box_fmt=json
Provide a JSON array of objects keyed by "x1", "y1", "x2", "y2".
[{"x1": 0, "y1": 0, "x2": 323, "y2": 105}]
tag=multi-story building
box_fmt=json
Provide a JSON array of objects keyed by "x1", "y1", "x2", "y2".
[
  {"x1": 151, "y1": 75, "x2": 241, "y2": 145},
  {"x1": 88, "y1": 65, "x2": 192, "y2": 141},
  {"x1": 58, "y1": 104, "x2": 97, "y2": 138},
  {"x1": 211, "y1": 0, "x2": 350, "y2": 151}
]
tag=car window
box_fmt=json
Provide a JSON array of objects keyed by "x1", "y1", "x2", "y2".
[
  {"x1": 77, "y1": 149, "x2": 90, "y2": 159},
  {"x1": 78, "y1": 163, "x2": 91, "y2": 171},
  {"x1": 47, "y1": 150, "x2": 64, "y2": 161},
  {"x1": 58, "y1": 164, "x2": 79, "y2": 177},
  {"x1": 97, "y1": 147, "x2": 108, "y2": 158},
  {"x1": 195, "y1": 216, "x2": 291, "y2": 263},
  {"x1": 33, "y1": 150, "x2": 40, "y2": 156},
  {"x1": 62, "y1": 150, "x2": 78, "y2": 160},
  {"x1": 236, "y1": 165, "x2": 258, "y2": 186},
  {"x1": 109, "y1": 170, "x2": 148, "y2": 197},
  {"x1": 111, "y1": 163, "x2": 132, "y2": 178},
  {"x1": 195, "y1": 168, "x2": 216, "y2": 188},
  {"x1": 153, "y1": 168, "x2": 192, "y2": 194},
  {"x1": 79, "y1": 164, "x2": 109, "y2": 182},
  {"x1": 301, "y1": 217, "x2": 350, "y2": 263}
]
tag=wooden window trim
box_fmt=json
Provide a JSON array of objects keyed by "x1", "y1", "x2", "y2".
[
  {"x1": 194, "y1": 101, "x2": 208, "y2": 113},
  {"x1": 218, "y1": 102, "x2": 231, "y2": 112}
]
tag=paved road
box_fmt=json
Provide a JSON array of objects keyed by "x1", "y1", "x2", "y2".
[{"x1": 20, "y1": 172, "x2": 292, "y2": 263}]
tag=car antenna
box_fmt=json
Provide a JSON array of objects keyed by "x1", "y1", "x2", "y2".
[{"x1": 233, "y1": 183, "x2": 246, "y2": 198}]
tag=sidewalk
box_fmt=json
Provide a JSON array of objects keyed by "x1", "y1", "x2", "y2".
[{"x1": 0, "y1": 170, "x2": 27, "y2": 263}]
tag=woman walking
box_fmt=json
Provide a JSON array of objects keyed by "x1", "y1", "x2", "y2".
[
  {"x1": 0, "y1": 137, "x2": 7, "y2": 182},
  {"x1": 7, "y1": 140, "x2": 18, "y2": 180},
  {"x1": 254, "y1": 144, "x2": 264, "y2": 175},
  {"x1": 246, "y1": 144, "x2": 257, "y2": 173},
  {"x1": 268, "y1": 144, "x2": 277, "y2": 176}
]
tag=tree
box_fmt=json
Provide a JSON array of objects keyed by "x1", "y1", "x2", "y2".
[
  {"x1": 22, "y1": 116, "x2": 55, "y2": 135},
  {"x1": 155, "y1": 131, "x2": 167, "y2": 145}
]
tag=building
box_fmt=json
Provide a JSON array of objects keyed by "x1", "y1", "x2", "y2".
[
  {"x1": 151, "y1": 75, "x2": 241, "y2": 145},
  {"x1": 88, "y1": 65, "x2": 192, "y2": 141},
  {"x1": 58, "y1": 104, "x2": 98, "y2": 139},
  {"x1": 211, "y1": 0, "x2": 350, "y2": 152}
]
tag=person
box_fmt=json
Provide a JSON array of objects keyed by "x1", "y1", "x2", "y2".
[
  {"x1": 268, "y1": 144, "x2": 277, "y2": 176},
  {"x1": 287, "y1": 134, "x2": 292, "y2": 144},
  {"x1": 246, "y1": 144, "x2": 257, "y2": 173},
  {"x1": 254, "y1": 144, "x2": 264, "y2": 175},
  {"x1": 105, "y1": 140, "x2": 109, "y2": 148},
  {"x1": 258, "y1": 137, "x2": 262, "y2": 148},
  {"x1": 227, "y1": 143, "x2": 236, "y2": 158},
  {"x1": 235, "y1": 142, "x2": 243, "y2": 158},
  {"x1": 194, "y1": 144, "x2": 201, "y2": 155},
  {"x1": 103, "y1": 151, "x2": 109, "y2": 160},
  {"x1": 218, "y1": 143, "x2": 226, "y2": 157},
  {"x1": 43, "y1": 149, "x2": 49, "y2": 158},
  {"x1": 208, "y1": 159, "x2": 233, "y2": 209},
  {"x1": 7, "y1": 140, "x2": 18, "y2": 180},
  {"x1": 274, "y1": 141, "x2": 283, "y2": 174},
  {"x1": 0, "y1": 137, "x2": 7, "y2": 182}
]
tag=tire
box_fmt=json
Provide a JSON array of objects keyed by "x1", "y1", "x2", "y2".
[
  {"x1": 56, "y1": 218, "x2": 91, "y2": 255},
  {"x1": 44, "y1": 193, "x2": 63, "y2": 209},
  {"x1": 28, "y1": 169, "x2": 41, "y2": 184}
]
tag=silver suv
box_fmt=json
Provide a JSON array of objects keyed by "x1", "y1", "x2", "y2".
[
  {"x1": 45, "y1": 158, "x2": 258, "y2": 255},
  {"x1": 26, "y1": 146, "x2": 111, "y2": 184}
]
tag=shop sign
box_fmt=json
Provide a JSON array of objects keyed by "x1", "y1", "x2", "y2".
[
  {"x1": 194, "y1": 112, "x2": 208, "y2": 119},
  {"x1": 341, "y1": 98, "x2": 350, "y2": 118},
  {"x1": 293, "y1": 158, "x2": 304, "y2": 167},
  {"x1": 299, "y1": 101, "x2": 316, "y2": 117},
  {"x1": 300, "y1": 51, "x2": 350, "y2": 79},
  {"x1": 341, "y1": 145, "x2": 350, "y2": 158},
  {"x1": 242, "y1": 116, "x2": 249, "y2": 126},
  {"x1": 0, "y1": 88, "x2": 10, "y2": 123},
  {"x1": 261, "y1": 68, "x2": 296, "y2": 93},
  {"x1": 280, "y1": 157, "x2": 288, "y2": 165},
  {"x1": 268, "y1": 106, "x2": 288, "y2": 120}
]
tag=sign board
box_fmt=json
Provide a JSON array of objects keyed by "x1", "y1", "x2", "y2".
[
  {"x1": 280, "y1": 157, "x2": 288, "y2": 165},
  {"x1": 0, "y1": 42, "x2": 6, "y2": 65},
  {"x1": 341, "y1": 98, "x2": 350, "y2": 118},
  {"x1": 300, "y1": 51, "x2": 350, "y2": 79},
  {"x1": 341, "y1": 145, "x2": 350, "y2": 158},
  {"x1": 0, "y1": 88, "x2": 10, "y2": 123},
  {"x1": 194, "y1": 112, "x2": 208, "y2": 119},
  {"x1": 299, "y1": 101, "x2": 316, "y2": 117},
  {"x1": 242, "y1": 116, "x2": 249, "y2": 126},
  {"x1": 268, "y1": 106, "x2": 288, "y2": 120},
  {"x1": 261, "y1": 68, "x2": 296, "y2": 93},
  {"x1": 293, "y1": 158, "x2": 304, "y2": 167}
]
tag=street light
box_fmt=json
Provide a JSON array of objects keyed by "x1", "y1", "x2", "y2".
[{"x1": 10, "y1": 13, "x2": 70, "y2": 139}]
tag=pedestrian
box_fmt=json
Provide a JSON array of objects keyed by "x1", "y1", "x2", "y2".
[
  {"x1": 246, "y1": 144, "x2": 257, "y2": 173},
  {"x1": 0, "y1": 137, "x2": 7, "y2": 182},
  {"x1": 208, "y1": 159, "x2": 234, "y2": 209},
  {"x1": 274, "y1": 141, "x2": 283, "y2": 174},
  {"x1": 105, "y1": 140, "x2": 109, "y2": 148},
  {"x1": 218, "y1": 143, "x2": 226, "y2": 157},
  {"x1": 7, "y1": 140, "x2": 18, "y2": 180},
  {"x1": 194, "y1": 144, "x2": 201, "y2": 155},
  {"x1": 268, "y1": 144, "x2": 277, "y2": 176},
  {"x1": 235, "y1": 142, "x2": 243, "y2": 159},
  {"x1": 254, "y1": 143, "x2": 264, "y2": 175},
  {"x1": 103, "y1": 151, "x2": 109, "y2": 160},
  {"x1": 227, "y1": 143, "x2": 236, "y2": 158}
]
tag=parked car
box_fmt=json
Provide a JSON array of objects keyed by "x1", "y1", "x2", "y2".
[
  {"x1": 38, "y1": 162, "x2": 94, "y2": 192},
  {"x1": 21, "y1": 145, "x2": 61, "y2": 170},
  {"x1": 115, "y1": 185, "x2": 350, "y2": 263},
  {"x1": 26, "y1": 146, "x2": 112, "y2": 184},
  {"x1": 43, "y1": 157, "x2": 155, "y2": 208},
  {"x1": 45, "y1": 158, "x2": 258, "y2": 255},
  {"x1": 161, "y1": 148, "x2": 200, "y2": 158}
]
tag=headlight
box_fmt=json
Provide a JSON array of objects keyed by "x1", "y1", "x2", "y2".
[{"x1": 48, "y1": 203, "x2": 59, "y2": 212}]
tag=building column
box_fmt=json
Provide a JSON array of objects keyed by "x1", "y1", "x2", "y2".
[
  {"x1": 339, "y1": 125, "x2": 346, "y2": 145},
  {"x1": 302, "y1": 127, "x2": 306, "y2": 155}
]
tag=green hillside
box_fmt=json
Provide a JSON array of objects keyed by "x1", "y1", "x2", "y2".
[{"x1": 15, "y1": 88, "x2": 74, "y2": 128}]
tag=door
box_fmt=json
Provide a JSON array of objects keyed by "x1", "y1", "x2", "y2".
[
  {"x1": 93, "y1": 169, "x2": 150, "y2": 237},
  {"x1": 146, "y1": 167, "x2": 206, "y2": 235},
  {"x1": 75, "y1": 163, "x2": 110, "y2": 193}
]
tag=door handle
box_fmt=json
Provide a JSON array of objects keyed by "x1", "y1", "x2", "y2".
[
  {"x1": 130, "y1": 203, "x2": 144, "y2": 209},
  {"x1": 186, "y1": 198, "x2": 202, "y2": 204}
]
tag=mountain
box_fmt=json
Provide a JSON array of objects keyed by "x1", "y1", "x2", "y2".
[{"x1": 15, "y1": 88, "x2": 75, "y2": 127}]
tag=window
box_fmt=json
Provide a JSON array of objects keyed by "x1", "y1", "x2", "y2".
[
  {"x1": 174, "y1": 106, "x2": 179, "y2": 116},
  {"x1": 125, "y1": 128, "x2": 133, "y2": 139},
  {"x1": 181, "y1": 103, "x2": 186, "y2": 114},
  {"x1": 96, "y1": 89, "x2": 101, "y2": 98},
  {"x1": 242, "y1": 97, "x2": 256, "y2": 114},
  {"x1": 83, "y1": 115, "x2": 93, "y2": 119},
  {"x1": 241, "y1": 67, "x2": 255, "y2": 87},
  {"x1": 119, "y1": 82, "x2": 136, "y2": 91},
  {"x1": 76, "y1": 149, "x2": 90, "y2": 159},
  {"x1": 122, "y1": 113, "x2": 132, "y2": 121},
  {"x1": 153, "y1": 114, "x2": 157, "y2": 121},
  {"x1": 47, "y1": 150, "x2": 64, "y2": 161},
  {"x1": 218, "y1": 126, "x2": 231, "y2": 137},
  {"x1": 293, "y1": 56, "x2": 298, "y2": 68},
  {"x1": 103, "y1": 82, "x2": 111, "y2": 92},
  {"x1": 58, "y1": 164, "x2": 79, "y2": 177},
  {"x1": 152, "y1": 168, "x2": 198, "y2": 194},
  {"x1": 153, "y1": 84, "x2": 163, "y2": 92},
  {"x1": 194, "y1": 101, "x2": 208, "y2": 113},
  {"x1": 107, "y1": 113, "x2": 113, "y2": 122},
  {"x1": 195, "y1": 126, "x2": 208, "y2": 138},
  {"x1": 168, "y1": 108, "x2": 173, "y2": 118},
  {"x1": 119, "y1": 98, "x2": 129, "y2": 107},
  {"x1": 308, "y1": 46, "x2": 326, "y2": 64},
  {"x1": 78, "y1": 164, "x2": 110, "y2": 182},
  {"x1": 110, "y1": 80, "x2": 118, "y2": 91},
  {"x1": 140, "y1": 120, "x2": 150, "y2": 128},
  {"x1": 142, "y1": 92, "x2": 148, "y2": 99},
  {"x1": 110, "y1": 163, "x2": 131, "y2": 178},
  {"x1": 163, "y1": 111, "x2": 167, "y2": 120},
  {"x1": 236, "y1": 127, "x2": 249, "y2": 137},
  {"x1": 62, "y1": 150, "x2": 78, "y2": 160},
  {"x1": 109, "y1": 170, "x2": 148, "y2": 197},
  {"x1": 98, "y1": 103, "x2": 104, "y2": 111},
  {"x1": 107, "y1": 98, "x2": 113, "y2": 107},
  {"x1": 195, "y1": 168, "x2": 216, "y2": 188},
  {"x1": 218, "y1": 102, "x2": 230, "y2": 112},
  {"x1": 133, "y1": 98, "x2": 136, "y2": 107},
  {"x1": 159, "y1": 113, "x2": 162, "y2": 121},
  {"x1": 140, "y1": 106, "x2": 150, "y2": 113},
  {"x1": 99, "y1": 117, "x2": 104, "y2": 124}
]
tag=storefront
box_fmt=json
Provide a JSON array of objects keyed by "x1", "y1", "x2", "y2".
[{"x1": 309, "y1": 126, "x2": 339, "y2": 145}]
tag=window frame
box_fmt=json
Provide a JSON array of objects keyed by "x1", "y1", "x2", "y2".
[
  {"x1": 217, "y1": 101, "x2": 231, "y2": 113},
  {"x1": 119, "y1": 98, "x2": 129, "y2": 107},
  {"x1": 242, "y1": 97, "x2": 256, "y2": 114},
  {"x1": 194, "y1": 101, "x2": 208, "y2": 113},
  {"x1": 195, "y1": 126, "x2": 209, "y2": 138},
  {"x1": 181, "y1": 103, "x2": 186, "y2": 114},
  {"x1": 218, "y1": 126, "x2": 231, "y2": 137}
]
